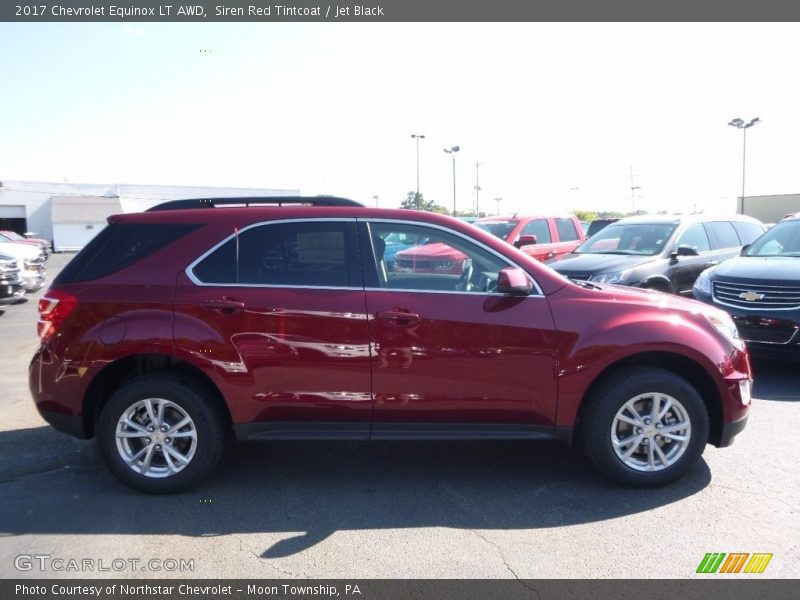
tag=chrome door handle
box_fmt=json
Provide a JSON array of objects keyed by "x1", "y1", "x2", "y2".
[
  {"x1": 376, "y1": 311, "x2": 420, "y2": 325},
  {"x1": 201, "y1": 299, "x2": 245, "y2": 314}
]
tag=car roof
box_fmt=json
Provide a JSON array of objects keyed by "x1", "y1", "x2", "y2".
[
  {"x1": 610, "y1": 213, "x2": 763, "y2": 226},
  {"x1": 476, "y1": 214, "x2": 576, "y2": 222}
]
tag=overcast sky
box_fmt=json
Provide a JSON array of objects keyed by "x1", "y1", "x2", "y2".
[{"x1": 2, "y1": 22, "x2": 799, "y2": 215}]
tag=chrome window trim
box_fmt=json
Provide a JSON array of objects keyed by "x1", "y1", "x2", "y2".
[
  {"x1": 185, "y1": 216, "x2": 545, "y2": 297},
  {"x1": 185, "y1": 218, "x2": 360, "y2": 288},
  {"x1": 364, "y1": 218, "x2": 544, "y2": 297}
]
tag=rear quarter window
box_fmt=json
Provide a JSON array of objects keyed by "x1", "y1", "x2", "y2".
[
  {"x1": 54, "y1": 223, "x2": 200, "y2": 284},
  {"x1": 704, "y1": 221, "x2": 741, "y2": 249}
]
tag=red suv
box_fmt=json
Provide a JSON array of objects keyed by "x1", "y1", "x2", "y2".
[{"x1": 30, "y1": 198, "x2": 752, "y2": 493}]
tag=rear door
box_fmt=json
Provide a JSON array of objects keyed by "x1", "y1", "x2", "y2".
[
  {"x1": 173, "y1": 219, "x2": 372, "y2": 435},
  {"x1": 362, "y1": 219, "x2": 559, "y2": 437}
]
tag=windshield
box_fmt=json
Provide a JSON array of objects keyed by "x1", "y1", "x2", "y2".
[
  {"x1": 575, "y1": 223, "x2": 677, "y2": 255},
  {"x1": 746, "y1": 220, "x2": 800, "y2": 257},
  {"x1": 475, "y1": 220, "x2": 519, "y2": 240}
]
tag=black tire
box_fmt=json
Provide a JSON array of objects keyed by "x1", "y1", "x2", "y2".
[
  {"x1": 581, "y1": 367, "x2": 709, "y2": 487},
  {"x1": 96, "y1": 375, "x2": 228, "y2": 494}
]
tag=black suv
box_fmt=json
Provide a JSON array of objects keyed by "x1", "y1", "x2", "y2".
[{"x1": 549, "y1": 214, "x2": 765, "y2": 295}]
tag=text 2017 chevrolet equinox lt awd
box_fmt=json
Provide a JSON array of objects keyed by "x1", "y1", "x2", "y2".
[{"x1": 30, "y1": 198, "x2": 752, "y2": 493}]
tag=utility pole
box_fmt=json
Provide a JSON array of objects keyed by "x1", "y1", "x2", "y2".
[
  {"x1": 630, "y1": 166, "x2": 641, "y2": 215},
  {"x1": 411, "y1": 133, "x2": 425, "y2": 209},
  {"x1": 474, "y1": 161, "x2": 483, "y2": 216}
]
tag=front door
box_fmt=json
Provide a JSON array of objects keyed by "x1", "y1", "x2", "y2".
[{"x1": 362, "y1": 220, "x2": 560, "y2": 438}]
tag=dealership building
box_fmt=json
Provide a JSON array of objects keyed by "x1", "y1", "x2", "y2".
[
  {"x1": 0, "y1": 180, "x2": 299, "y2": 251},
  {"x1": 737, "y1": 193, "x2": 800, "y2": 224}
]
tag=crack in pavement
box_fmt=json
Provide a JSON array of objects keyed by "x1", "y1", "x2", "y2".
[{"x1": 468, "y1": 529, "x2": 540, "y2": 597}]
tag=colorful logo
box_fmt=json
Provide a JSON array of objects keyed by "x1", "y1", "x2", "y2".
[{"x1": 697, "y1": 553, "x2": 773, "y2": 574}]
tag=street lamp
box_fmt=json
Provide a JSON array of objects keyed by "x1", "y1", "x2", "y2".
[
  {"x1": 494, "y1": 197, "x2": 502, "y2": 216},
  {"x1": 474, "y1": 161, "x2": 483, "y2": 216},
  {"x1": 443, "y1": 145, "x2": 460, "y2": 216},
  {"x1": 728, "y1": 117, "x2": 760, "y2": 207},
  {"x1": 411, "y1": 134, "x2": 425, "y2": 209}
]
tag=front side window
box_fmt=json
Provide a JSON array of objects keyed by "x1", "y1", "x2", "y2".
[
  {"x1": 192, "y1": 221, "x2": 360, "y2": 287},
  {"x1": 675, "y1": 223, "x2": 711, "y2": 253},
  {"x1": 474, "y1": 219, "x2": 520, "y2": 242},
  {"x1": 368, "y1": 222, "x2": 512, "y2": 293},
  {"x1": 520, "y1": 219, "x2": 552, "y2": 243}
]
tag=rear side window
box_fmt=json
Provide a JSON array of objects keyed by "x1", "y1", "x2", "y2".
[
  {"x1": 732, "y1": 221, "x2": 766, "y2": 245},
  {"x1": 54, "y1": 223, "x2": 199, "y2": 283},
  {"x1": 191, "y1": 221, "x2": 361, "y2": 288},
  {"x1": 704, "y1": 221, "x2": 741, "y2": 249},
  {"x1": 555, "y1": 218, "x2": 580, "y2": 242},
  {"x1": 520, "y1": 219, "x2": 552, "y2": 243}
]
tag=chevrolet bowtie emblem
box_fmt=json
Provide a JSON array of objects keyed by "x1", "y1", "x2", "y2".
[{"x1": 739, "y1": 291, "x2": 765, "y2": 302}]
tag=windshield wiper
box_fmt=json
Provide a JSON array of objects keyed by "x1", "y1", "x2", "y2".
[{"x1": 570, "y1": 278, "x2": 602, "y2": 290}]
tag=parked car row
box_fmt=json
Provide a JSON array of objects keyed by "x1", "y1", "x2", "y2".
[{"x1": 0, "y1": 231, "x2": 49, "y2": 303}]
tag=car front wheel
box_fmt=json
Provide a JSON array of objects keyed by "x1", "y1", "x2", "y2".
[{"x1": 581, "y1": 367, "x2": 709, "y2": 487}]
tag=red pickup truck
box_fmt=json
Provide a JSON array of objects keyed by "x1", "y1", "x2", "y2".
[{"x1": 393, "y1": 214, "x2": 585, "y2": 273}]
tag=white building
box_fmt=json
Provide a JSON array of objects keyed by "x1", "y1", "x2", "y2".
[{"x1": 0, "y1": 181, "x2": 299, "y2": 251}]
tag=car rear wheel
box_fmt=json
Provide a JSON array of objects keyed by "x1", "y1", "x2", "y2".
[
  {"x1": 97, "y1": 375, "x2": 228, "y2": 493},
  {"x1": 581, "y1": 367, "x2": 709, "y2": 487}
]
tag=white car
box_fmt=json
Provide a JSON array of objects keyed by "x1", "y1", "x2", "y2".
[{"x1": 0, "y1": 241, "x2": 46, "y2": 291}]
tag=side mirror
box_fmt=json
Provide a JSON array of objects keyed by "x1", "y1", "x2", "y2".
[
  {"x1": 514, "y1": 234, "x2": 538, "y2": 249},
  {"x1": 740, "y1": 244, "x2": 751, "y2": 256},
  {"x1": 672, "y1": 245, "x2": 698, "y2": 258},
  {"x1": 497, "y1": 267, "x2": 533, "y2": 296}
]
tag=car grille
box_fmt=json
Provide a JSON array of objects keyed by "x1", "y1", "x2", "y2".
[
  {"x1": 712, "y1": 280, "x2": 800, "y2": 310},
  {"x1": 732, "y1": 316, "x2": 799, "y2": 345},
  {"x1": 394, "y1": 258, "x2": 431, "y2": 269}
]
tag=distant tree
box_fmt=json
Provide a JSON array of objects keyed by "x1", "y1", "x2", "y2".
[
  {"x1": 572, "y1": 210, "x2": 598, "y2": 222},
  {"x1": 400, "y1": 191, "x2": 450, "y2": 215},
  {"x1": 597, "y1": 210, "x2": 625, "y2": 219}
]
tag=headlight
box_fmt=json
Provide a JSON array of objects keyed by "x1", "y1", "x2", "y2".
[
  {"x1": 705, "y1": 311, "x2": 744, "y2": 350},
  {"x1": 588, "y1": 269, "x2": 632, "y2": 284},
  {"x1": 693, "y1": 267, "x2": 714, "y2": 296}
]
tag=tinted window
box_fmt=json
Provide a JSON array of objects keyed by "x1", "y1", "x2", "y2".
[
  {"x1": 475, "y1": 220, "x2": 519, "y2": 241},
  {"x1": 555, "y1": 218, "x2": 580, "y2": 242},
  {"x1": 367, "y1": 222, "x2": 511, "y2": 293},
  {"x1": 520, "y1": 219, "x2": 552, "y2": 243},
  {"x1": 704, "y1": 221, "x2": 741, "y2": 249},
  {"x1": 675, "y1": 223, "x2": 711, "y2": 253},
  {"x1": 193, "y1": 221, "x2": 359, "y2": 287},
  {"x1": 55, "y1": 223, "x2": 199, "y2": 283},
  {"x1": 732, "y1": 221, "x2": 766, "y2": 245}
]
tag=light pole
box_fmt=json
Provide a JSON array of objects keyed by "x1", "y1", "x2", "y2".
[
  {"x1": 494, "y1": 197, "x2": 502, "y2": 216},
  {"x1": 728, "y1": 117, "x2": 760, "y2": 207},
  {"x1": 443, "y1": 145, "x2": 460, "y2": 216},
  {"x1": 372, "y1": 195, "x2": 379, "y2": 208},
  {"x1": 411, "y1": 134, "x2": 425, "y2": 209},
  {"x1": 474, "y1": 161, "x2": 483, "y2": 216}
]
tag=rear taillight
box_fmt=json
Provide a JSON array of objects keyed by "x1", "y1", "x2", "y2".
[{"x1": 37, "y1": 290, "x2": 78, "y2": 341}]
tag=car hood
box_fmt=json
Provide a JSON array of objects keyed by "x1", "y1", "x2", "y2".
[
  {"x1": 395, "y1": 242, "x2": 465, "y2": 259},
  {"x1": 712, "y1": 256, "x2": 800, "y2": 281},
  {"x1": 0, "y1": 242, "x2": 41, "y2": 259},
  {"x1": 550, "y1": 252, "x2": 654, "y2": 275}
]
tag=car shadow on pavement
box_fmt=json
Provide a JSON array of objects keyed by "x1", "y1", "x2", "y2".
[
  {"x1": 0, "y1": 426, "x2": 711, "y2": 557},
  {"x1": 751, "y1": 357, "x2": 800, "y2": 402}
]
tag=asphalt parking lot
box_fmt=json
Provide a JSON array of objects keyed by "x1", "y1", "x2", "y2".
[{"x1": 0, "y1": 253, "x2": 798, "y2": 579}]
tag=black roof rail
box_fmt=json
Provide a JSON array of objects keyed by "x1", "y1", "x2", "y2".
[{"x1": 146, "y1": 196, "x2": 364, "y2": 211}]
